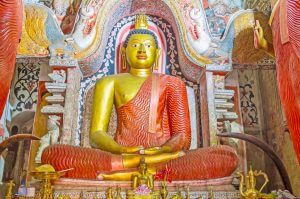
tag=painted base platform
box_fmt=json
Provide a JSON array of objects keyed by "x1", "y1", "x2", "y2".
[
  {"x1": 53, "y1": 190, "x2": 240, "y2": 199},
  {"x1": 48, "y1": 177, "x2": 240, "y2": 199}
]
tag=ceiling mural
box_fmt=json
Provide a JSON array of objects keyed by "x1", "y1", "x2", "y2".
[
  {"x1": 201, "y1": 0, "x2": 242, "y2": 38},
  {"x1": 19, "y1": 0, "x2": 272, "y2": 76}
]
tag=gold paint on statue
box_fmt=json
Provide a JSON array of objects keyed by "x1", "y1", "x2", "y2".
[
  {"x1": 127, "y1": 159, "x2": 160, "y2": 199},
  {"x1": 160, "y1": 184, "x2": 168, "y2": 199},
  {"x1": 237, "y1": 166, "x2": 276, "y2": 199},
  {"x1": 106, "y1": 187, "x2": 114, "y2": 199},
  {"x1": 116, "y1": 186, "x2": 122, "y2": 199},
  {"x1": 135, "y1": 14, "x2": 149, "y2": 30},
  {"x1": 132, "y1": 158, "x2": 154, "y2": 190},
  {"x1": 90, "y1": 33, "x2": 157, "y2": 136}
]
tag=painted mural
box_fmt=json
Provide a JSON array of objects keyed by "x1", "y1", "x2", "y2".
[
  {"x1": 19, "y1": 0, "x2": 270, "y2": 73},
  {"x1": 10, "y1": 62, "x2": 40, "y2": 117}
]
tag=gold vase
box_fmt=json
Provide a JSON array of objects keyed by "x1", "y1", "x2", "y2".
[{"x1": 160, "y1": 184, "x2": 168, "y2": 199}]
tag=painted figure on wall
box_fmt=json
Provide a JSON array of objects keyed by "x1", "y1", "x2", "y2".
[
  {"x1": 254, "y1": 0, "x2": 300, "y2": 163},
  {"x1": 60, "y1": 0, "x2": 82, "y2": 34},
  {"x1": 181, "y1": 0, "x2": 240, "y2": 67},
  {"x1": 41, "y1": 14, "x2": 238, "y2": 180}
]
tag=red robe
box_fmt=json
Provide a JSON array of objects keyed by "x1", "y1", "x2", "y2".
[
  {"x1": 0, "y1": 0, "x2": 23, "y2": 117},
  {"x1": 271, "y1": 0, "x2": 300, "y2": 163},
  {"x1": 115, "y1": 74, "x2": 191, "y2": 150}
]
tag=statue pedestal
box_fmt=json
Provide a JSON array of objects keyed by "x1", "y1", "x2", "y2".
[{"x1": 49, "y1": 177, "x2": 240, "y2": 199}]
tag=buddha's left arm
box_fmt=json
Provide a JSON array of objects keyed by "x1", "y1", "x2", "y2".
[{"x1": 163, "y1": 78, "x2": 191, "y2": 151}]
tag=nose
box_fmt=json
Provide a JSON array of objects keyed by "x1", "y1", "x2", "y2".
[{"x1": 138, "y1": 44, "x2": 146, "y2": 53}]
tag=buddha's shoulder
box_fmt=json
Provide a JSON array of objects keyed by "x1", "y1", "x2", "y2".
[{"x1": 95, "y1": 73, "x2": 129, "y2": 84}]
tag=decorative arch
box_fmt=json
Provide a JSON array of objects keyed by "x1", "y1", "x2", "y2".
[{"x1": 78, "y1": 0, "x2": 206, "y2": 78}]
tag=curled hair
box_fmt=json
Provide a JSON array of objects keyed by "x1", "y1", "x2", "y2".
[{"x1": 124, "y1": 29, "x2": 158, "y2": 48}]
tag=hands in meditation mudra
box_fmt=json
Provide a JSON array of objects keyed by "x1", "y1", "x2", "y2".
[{"x1": 41, "y1": 14, "x2": 238, "y2": 180}]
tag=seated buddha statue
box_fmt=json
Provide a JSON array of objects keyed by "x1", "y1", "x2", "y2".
[
  {"x1": 41, "y1": 14, "x2": 238, "y2": 180},
  {"x1": 126, "y1": 158, "x2": 160, "y2": 199},
  {"x1": 132, "y1": 158, "x2": 154, "y2": 190}
]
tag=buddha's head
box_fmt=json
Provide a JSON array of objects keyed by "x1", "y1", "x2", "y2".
[{"x1": 122, "y1": 14, "x2": 161, "y2": 70}]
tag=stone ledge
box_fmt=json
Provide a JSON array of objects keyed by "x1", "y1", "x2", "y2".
[
  {"x1": 52, "y1": 176, "x2": 236, "y2": 191},
  {"x1": 52, "y1": 190, "x2": 240, "y2": 199}
]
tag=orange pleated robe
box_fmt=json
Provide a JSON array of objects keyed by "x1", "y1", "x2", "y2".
[{"x1": 115, "y1": 74, "x2": 191, "y2": 150}]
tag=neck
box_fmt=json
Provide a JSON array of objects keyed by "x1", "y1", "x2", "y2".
[{"x1": 129, "y1": 67, "x2": 152, "y2": 77}]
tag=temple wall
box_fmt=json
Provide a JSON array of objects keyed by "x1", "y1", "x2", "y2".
[
  {"x1": 237, "y1": 67, "x2": 300, "y2": 195},
  {"x1": 0, "y1": 58, "x2": 46, "y2": 197},
  {"x1": 237, "y1": 68, "x2": 266, "y2": 186},
  {"x1": 2, "y1": 0, "x2": 300, "y2": 197},
  {"x1": 258, "y1": 69, "x2": 300, "y2": 195}
]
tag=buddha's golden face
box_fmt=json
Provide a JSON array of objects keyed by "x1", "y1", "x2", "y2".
[{"x1": 124, "y1": 33, "x2": 158, "y2": 69}]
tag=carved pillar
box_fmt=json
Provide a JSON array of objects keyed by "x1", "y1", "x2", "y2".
[
  {"x1": 200, "y1": 70, "x2": 240, "y2": 146},
  {"x1": 199, "y1": 71, "x2": 217, "y2": 147},
  {"x1": 62, "y1": 67, "x2": 81, "y2": 145},
  {"x1": 47, "y1": 56, "x2": 80, "y2": 145},
  {"x1": 34, "y1": 56, "x2": 79, "y2": 163}
]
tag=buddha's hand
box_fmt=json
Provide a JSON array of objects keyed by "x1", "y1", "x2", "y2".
[
  {"x1": 140, "y1": 146, "x2": 173, "y2": 155},
  {"x1": 254, "y1": 20, "x2": 268, "y2": 50},
  {"x1": 120, "y1": 145, "x2": 144, "y2": 154}
]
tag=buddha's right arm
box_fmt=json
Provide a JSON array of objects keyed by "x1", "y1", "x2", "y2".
[
  {"x1": 90, "y1": 78, "x2": 142, "y2": 154},
  {"x1": 90, "y1": 77, "x2": 118, "y2": 152},
  {"x1": 90, "y1": 131, "x2": 124, "y2": 154}
]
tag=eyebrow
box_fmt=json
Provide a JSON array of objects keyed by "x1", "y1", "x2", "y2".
[
  {"x1": 143, "y1": 40, "x2": 153, "y2": 43},
  {"x1": 130, "y1": 39, "x2": 154, "y2": 43},
  {"x1": 131, "y1": 39, "x2": 141, "y2": 42}
]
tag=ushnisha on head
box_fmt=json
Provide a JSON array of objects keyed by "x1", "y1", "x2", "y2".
[{"x1": 121, "y1": 14, "x2": 161, "y2": 70}]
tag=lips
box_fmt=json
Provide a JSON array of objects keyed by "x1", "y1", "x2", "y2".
[{"x1": 136, "y1": 54, "x2": 148, "y2": 60}]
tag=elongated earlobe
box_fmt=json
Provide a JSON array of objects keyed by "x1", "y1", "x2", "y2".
[
  {"x1": 154, "y1": 48, "x2": 161, "y2": 70},
  {"x1": 121, "y1": 47, "x2": 127, "y2": 70}
]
